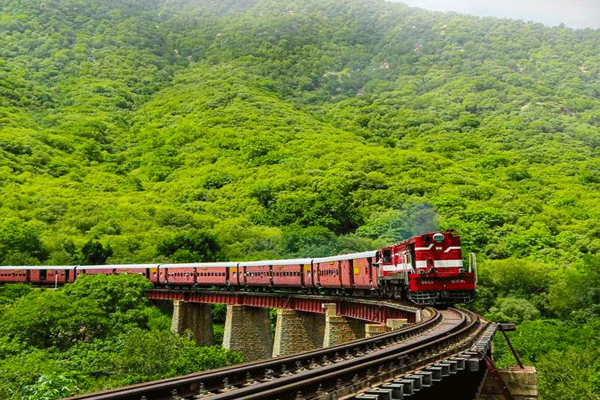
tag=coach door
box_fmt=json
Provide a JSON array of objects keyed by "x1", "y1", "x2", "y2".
[
  {"x1": 303, "y1": 263, "x2": 313, "y2": 288},
  {"x1": 369, "y1": 255, "x2": 377, "y2": 288}
]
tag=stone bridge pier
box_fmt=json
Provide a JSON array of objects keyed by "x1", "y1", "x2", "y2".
[
  {"x1": 170, "y1": 301, "x2": 411, "y2": 362},
  {"x1": 272, "y1": 309, "x2": 325, "y2": 357},
  {"x1": 222, "y1": 305, "x2": 274, "y2": 361},
  {"x1": 170, "y1": 300, "x2": 214, "y2": 346}
]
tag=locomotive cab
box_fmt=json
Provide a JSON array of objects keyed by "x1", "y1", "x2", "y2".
[
  {"x1": 377, "y1": 243, "x2": 414, "y2": 298},
  {"x1": 406, "y1": 230, "x2": 476, "y2": 305}
]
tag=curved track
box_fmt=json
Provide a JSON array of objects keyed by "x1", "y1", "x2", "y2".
[{"x1": 65, "y1": 305, "x2": 488, "y2": 400}]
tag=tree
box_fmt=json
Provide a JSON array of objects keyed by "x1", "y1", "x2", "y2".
[
  {"x1": 156, "y1": 231, "x2": 223, "y2": 262},
  {"x1": 0, "y1": 283, "x2": 35, "y2": 307},
  {"x1": 0, "y1": 291, "x2": 108, "y2": 349},
  {"x1": 78, "y1": 239, "x2": 113, "y2": 265},
  {"x1": 63, "y1": 274, "x2": 154, "y2": 331},
  {"x1": 106, "y1": 329, "x2": 243, "y2": 383},
  {"x1": 279, "y1": 225, "x2": 338, "y2": 257},
  {"x1": 485, "y1": 296, "x2": 540, "y2": 324},
  {"x1": 0, "y1": 219, "x2": 48, "y2": 265},
  {"x1": 64, "y1": 274, "x2": 153, "y2": 314},
  {"x1": 548, "y1": 255, "x2": 600, "y2": 321},
  {"x1": 537, "y1": 348, "x2": 600, "y2": 400}
]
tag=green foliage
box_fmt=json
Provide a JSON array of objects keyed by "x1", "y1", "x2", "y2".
[
  {"x1": 279, "y1": 225, "x2": 338, "y2": 257},
  {"x1": 22, "y1": 374, "x2": 77, "y2": 400},
  {"x1": 63, "y1": 273, "x2": 153, "y2": 317},
  {"x1": 156, "y1": 231, "x2": 223, "y2": 262},
  {"x1": 1, "y1": 0, "x2": 600, "y2": 397},
  {"x1": 252, "y1": 177, "x2": 363, "y2": 235},
  {"x1": 493, "y1": 319, "x2": 600, "y2": 400},
  {"x1": 213, "y1": 324, "x2": 225, "y2": 345},
  {"x1": 0, "y1": 276, "x2": 241, "y2": 399},
  {"x1": 1, "y1": 0, "x2": 599, "y2": 268},
  {"x1": 212, "y1": 303, "x2": 227, "y2": 323},
  {"x1": 485, "y1": 296, "x2": 540, "y2": 324},
  {"x1": 548, "y1": 255, "x2": 600, "y2": 321},
  {"x1": 143, "y1": 306, "x2": 172, "y2": 331},
  {"x1": 0, "y1": 290, "x2": 108, "y2": 349},
  {"x1": 0, "y1": 282, "x2": 35, "y2": 306},
  {"x1": 105, "y1": 329, "x2": 243, "y2": 384},
  {"x1": 0, "y1": 219, "x2": 48, "y2": 265},
  {"x1": 536, "y1": 348, "x2": 600, "y2": 400},
  {"x1": 78, "y1": 239, "x2": 113, "y2": 265},
  {"x1": 478, "y1": 258, "x2": 554, "y2": 299}
]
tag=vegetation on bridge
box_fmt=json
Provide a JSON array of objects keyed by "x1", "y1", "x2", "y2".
[{"x1": 0, "y1": 0, "x2": 600, "y2": 398}]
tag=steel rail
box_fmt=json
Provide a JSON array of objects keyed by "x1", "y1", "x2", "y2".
[
  {"x1": 64, "y1": 307, "x2": 486, "y2": 400},
  {"x1": 204, "y1": 308, "x2": 484, "y2": 400},
  {"x1": 64, "y1": 305, "x2": 439, "y2": 400}
]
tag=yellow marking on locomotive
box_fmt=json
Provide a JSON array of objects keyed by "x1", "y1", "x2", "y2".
[
  {"x1": 303, "y1": 265, "x2": 311, "y2": 271},
  {"x1": 150, "y1": 268, "x2": 157, "y2": 274},
  {"x1": 354, "y1": 267, "x2": 360, "y2": 275}
]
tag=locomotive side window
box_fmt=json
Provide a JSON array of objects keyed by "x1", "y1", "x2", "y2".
[
  {"x1": 40, "y1": 269, "x2": 47, "y2": 280},
  {"x1": 383, "y1": 249, "x2": 392, "y2": 264}
]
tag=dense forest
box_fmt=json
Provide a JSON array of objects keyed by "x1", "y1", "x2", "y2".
[{"x1": 0, "y1": 0, "x2": 599, "y2": 398}]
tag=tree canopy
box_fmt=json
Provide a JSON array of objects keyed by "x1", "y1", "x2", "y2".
[{"x1": 0, "y1": 275, "x2": 241, "y2": 399}]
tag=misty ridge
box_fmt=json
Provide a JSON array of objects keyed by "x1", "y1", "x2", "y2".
[{"x1": 387, "y1": 0, "x2": 600, "y2": 30}]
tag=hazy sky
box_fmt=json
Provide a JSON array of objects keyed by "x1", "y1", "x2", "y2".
[{"x1": 388, "y1": 0, "x2": 600, "y2": 29}]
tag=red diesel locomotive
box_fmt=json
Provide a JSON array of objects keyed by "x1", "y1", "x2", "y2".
[{"x1": 0, "y1": 230, "x2": 476, "y2": 305}]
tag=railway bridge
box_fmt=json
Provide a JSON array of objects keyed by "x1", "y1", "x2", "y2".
[
  {"x1": 66, "y1": 289, "x2": 538, "y2": 400},
  {"x1": 151, "y1": 289, "x2": 421, "y2": 361}
]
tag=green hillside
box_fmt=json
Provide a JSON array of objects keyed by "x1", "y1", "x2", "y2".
[
  {"x1": 1, "y1": 0, "x2": 600, "y2": 264},
  {"x1": 1, "y1": 0, "x2": 600, "y2": 398}
]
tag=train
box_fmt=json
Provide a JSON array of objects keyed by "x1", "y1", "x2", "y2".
[{"x1": 0, "y1": 230, "x2": 476, "y2": 305}]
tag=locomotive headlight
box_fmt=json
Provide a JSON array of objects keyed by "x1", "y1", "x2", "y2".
[
  {"x1": 459, "y1": 268, "x2": 465, "y2": 273},
  {"x1": 433, "y1": 233, "x2": 445, "y2": 243}
]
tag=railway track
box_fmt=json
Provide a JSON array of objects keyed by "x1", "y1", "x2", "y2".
[{"x1": 66, "y1": 306, "x2": 490, "y2": 400}]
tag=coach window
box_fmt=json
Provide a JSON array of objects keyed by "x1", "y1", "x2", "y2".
[{"x1": 40, "y1": 270, "x2": 47, "y2": 280}]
